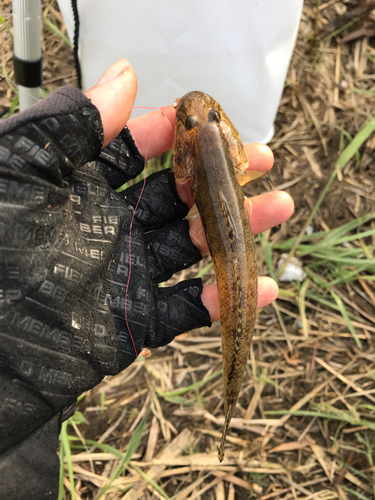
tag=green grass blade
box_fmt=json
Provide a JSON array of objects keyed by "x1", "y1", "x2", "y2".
[
  {"x1": 163, "y1": 395, "x2": 195, "y2": 406},
  {"x1": 195, "y1": 261, "x2": 213, "y2": 278},
  {"x1": 338, "y1": 444, "x2": 367, "y2": 456},
  {"x1": 157, "y1": 149, "x2": 173, "y2": 170},
  {"x1": 170, "y1": 473, "x2": 212, "y2": 500},
  {"x1": 353, "y1": 87, "x2": 375, "y2": 97},
  {"x1": 0, "y1": 15, "x2": 11, "y2": 32},
  {"x1": 60, "y1": 421, "x2": 76, "y2": 500},
  {"x1": 2, "y1": 63, "x2": 18, "y2": 95},
  {"x1": 278, "y1": 288, "x2": 296, "y2": 299},
  {"x1": 258, "y1": 232, "x2": 276, "y2": 280},
  {"x1": 274, "y1": 230, "x2": 332, "y2": 249},
  {"x1": 43, "y1": 18, "x2": 71, "y2": 46},
  {"x1": 276, "y1": 127, "x2": 375, "y2": 280},
  {"x1": 290, "y1": 217, "x2": 375, "y2": 258},
  {"x1": 329, "y1": 289, "x2": 361, "y2": 348},
  {"x1": 336, "y1": 116, "x2": 375, "y2": 169},
  {"x1": 274, "y1": 213, "x2": 375, "y2": 251},
  {"x1": 298, "y1": 278, "x2": 309, "y2": 337},
  {"x1": 341, "y1": 485, "x2": 372, "y2": 500},
  {"x1": 100, "y1": 391, "x2": 105, "y2": 413},
  {"x1": 82, "y1": 439, "x2": 123, "y2": 458},
  {"x1": 43, "y1": 0, "x2": 56, "y2": 17},
  {"x1": 95, "y1": 407, "x2": 150, "y2": 499},
  {"x1": 310, "y1": 254, "x2": 374, "y2": 268},
  {"x1": 306, "y1": 271, "x2": 362, "y2": 348},
  {"x1": 70, "y1": 410, "x2": 88, "y2": 426},
  {"x1": 58, "y1": 437, "x2": 65, "y2": 500},
  {"x1": 358, "y1": 404, "x2": 375, "y2": 411},
  {"x1": 116, "y1": 183, "x2": 128, "y2": 193},
  {"x1": 276, "y1": 169, "x2": 337, "y2": 280},
  {"x1": 316, "y1": 217, "x2": 375, "y2": 247},
  {"x1": 265, "y1": 410, "x2": 375, "y2": 430},
  {"x1": 344, "y1": 463, "x2": 373, "y2": 483},
  {"x1": 306, "y1": 293, "x2": 366, "y2": 324},
  {"x1": 113, "y1": 147, "x2": 175, "y2": 197},
  {"x1": 157, "y1": 369, "x2": 222, "y2": 398},
  {"x1": 2, "y1": 96, "x2": 19, "y2": 118},
  {"x1": 324, "y1": 17, "x2": 360, "y2": 41},
  {"x1": 327, "y1": 268, "x2": 371, "y2": 287},
  {"x1": 130, "y1": 463, "x2": 170, "y2": 499}
]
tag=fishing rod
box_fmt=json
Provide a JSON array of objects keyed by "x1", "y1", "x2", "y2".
[{"x1": 12, "y1": 0, "x2": 42, "y2": 111}]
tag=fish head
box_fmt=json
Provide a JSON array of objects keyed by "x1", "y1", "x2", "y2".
[
  {"x1": 173, "y1": 91, "x2": 249, "y2": 185},
  {"x1": 173, "y1": 91, "x2": 215, "y2": 184}
]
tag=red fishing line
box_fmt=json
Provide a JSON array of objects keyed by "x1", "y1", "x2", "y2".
[{"x1": 124, "y1": 107, "x2": 162, "y2": 357}]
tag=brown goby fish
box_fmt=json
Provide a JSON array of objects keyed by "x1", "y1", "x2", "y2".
[{"x1": 173, "y1": 91, "x2": 264, "y2": 461}]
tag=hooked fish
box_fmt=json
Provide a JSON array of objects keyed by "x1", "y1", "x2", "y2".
[{"x1": 173, "y1": 91, "x2": 263, "y2": 461}]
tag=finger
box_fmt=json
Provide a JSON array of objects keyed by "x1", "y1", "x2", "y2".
[
  {"x1": 145, "y1": 219, "x2": 202, "y2": 283},
  {"x1": 145, "y1": 279, "x2": 211, "y2": 348},
  {"x1": 249, "y1": 191, "x2": 294, "y2": 234},
  {"x1": 201, "y1": 277, "x2": 279, "y2": 322},
  {"x1": 244, "y1": 143, "x2": 274, "y2": 173},
  {"x1": 127, "y1": 105, "x2": 176, "y2": 158},
  {"x1": 122, "y1": 170, "x2": 188, "y2": 230},
  {"x1": 176, "y1": 143, "x2": 274, "y2": 207},
  {"x1": 190, "y1": 190, "x2": 294, "y2": 253},
  {"x1": 85, "y1": 59, "x2": 138, "y2": 147}
]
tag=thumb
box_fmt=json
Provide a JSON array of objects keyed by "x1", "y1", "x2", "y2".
[{"x1": 85, "y1": 59, "x2": 138, "y2": 147}]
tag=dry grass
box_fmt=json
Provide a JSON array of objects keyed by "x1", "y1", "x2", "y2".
[{"x1": 1, "y1": 1, "x2": 375, "y2": 499}]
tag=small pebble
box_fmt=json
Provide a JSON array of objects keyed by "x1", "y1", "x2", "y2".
[{"x1": 278, "y1": 253, "x2": 307, "y2": 282}]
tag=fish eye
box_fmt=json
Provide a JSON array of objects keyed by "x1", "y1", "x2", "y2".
[
  {"x1": 208, "y1": 109, "x2": 221, "y2": 123},
  {"x1": 185, "y1": 114, "x2": 198, "y2": 130}
]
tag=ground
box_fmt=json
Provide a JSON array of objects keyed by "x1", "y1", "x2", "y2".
[{"x1": 1, "y1": 1, "x2": 375, "y2": 499}]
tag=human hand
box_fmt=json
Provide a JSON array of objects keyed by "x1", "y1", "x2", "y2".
[
  {"x1": 102, "y1": 62, "x2": 294, "y2": 321},
  {"x1": 0, "y1": 57, "x2": 214, "y2": 447}
]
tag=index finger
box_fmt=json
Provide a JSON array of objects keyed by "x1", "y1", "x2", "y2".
[
  {"x1": 128, "y1": 107, "x2": 275, "y2": 181},
  {"x1": 127, "y1": 105, "x2": 176, "y2": 159},
  {"x1": 176, "y1": 142, "x2": 274, "y2": 207}
]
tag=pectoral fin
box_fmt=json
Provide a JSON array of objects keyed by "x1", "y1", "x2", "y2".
[
  {"x1": 187, "y1": 204, "x2": 207, "y2": 250},
  {"x1": 236, "y1": 168, "x2": 267, "y2": 186}
]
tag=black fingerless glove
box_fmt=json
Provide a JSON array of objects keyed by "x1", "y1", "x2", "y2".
[{"x1": 0, "y1": 86, "x2": 211, "y2": 499}]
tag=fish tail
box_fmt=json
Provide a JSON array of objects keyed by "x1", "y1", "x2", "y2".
[{"x1": 218, "y1": 403, "x2": 233, "y2": 462}]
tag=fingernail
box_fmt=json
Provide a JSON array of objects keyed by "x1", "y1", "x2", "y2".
[{"x1": 97, "y1": 59, "x2": 130, "y2": 85}]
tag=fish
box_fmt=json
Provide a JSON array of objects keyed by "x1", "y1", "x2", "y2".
[{"x1": 173, "y1": 91, "x2": 263, "y2": 461}]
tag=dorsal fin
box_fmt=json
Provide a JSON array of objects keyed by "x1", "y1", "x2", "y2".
[
  {"x1": 217, "y1": 191, "x2": 244, "y2": 461},
  {"x1": 218, "y1": 191, "x2": 237, "y2": 252},
  {"x1": 218, "y1": 190, "x2": 242, "y2": 382}
]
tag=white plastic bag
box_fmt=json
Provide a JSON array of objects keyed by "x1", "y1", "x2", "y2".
[{"x1": 57, "y1": 0, "x2": 303, "y2": 144}]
